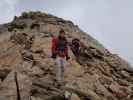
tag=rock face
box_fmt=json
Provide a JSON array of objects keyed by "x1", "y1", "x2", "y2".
[{"x1": 0, "y1": 11, "x2": 133, "y2": 100}]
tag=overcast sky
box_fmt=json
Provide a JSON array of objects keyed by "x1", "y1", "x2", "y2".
[{"x1": 0, "y1": 0, "x2": 133, "y2": 65}]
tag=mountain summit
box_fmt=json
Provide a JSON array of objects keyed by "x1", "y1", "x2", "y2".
[{"x1": 0, "y1": 11, "x2": 133, "y2": 100}]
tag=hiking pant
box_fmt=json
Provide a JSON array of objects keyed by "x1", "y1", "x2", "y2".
[{"x1": 55, "y1": 57, "x2": 67, "y2": 82}]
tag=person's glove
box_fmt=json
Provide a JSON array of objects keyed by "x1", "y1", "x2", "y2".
[
  {"x1": 51, "y1": 54, "x2": 56, "y2": 59},
  {"x1": 66, "y1": 56, "x2": 70, "y2": 61},
  {"x1": 48, "y1": 32, "x2": 53, "y2": 37}
]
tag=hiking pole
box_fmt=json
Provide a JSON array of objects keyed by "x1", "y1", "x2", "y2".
[{"x1": 14, "y1": 72, "x2": 21, "y2": 100}]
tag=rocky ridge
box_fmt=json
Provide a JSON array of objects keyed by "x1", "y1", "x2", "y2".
[{"x1": 0, "y1": 11, "x2": 133, "y2": 100}]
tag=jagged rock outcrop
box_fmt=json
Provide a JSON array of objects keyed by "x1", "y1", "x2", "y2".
[{"x1": 0, "y1": 11, "x2": 133, "y2": 100}]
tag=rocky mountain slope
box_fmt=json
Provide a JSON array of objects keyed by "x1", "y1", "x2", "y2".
[{"x1": 0, "y1": 11, "x2": 133, "y2": 100}]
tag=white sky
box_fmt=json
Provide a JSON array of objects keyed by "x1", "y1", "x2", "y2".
[{"x1": 0, "y1": 0, "x2": 133, "y2": 65}]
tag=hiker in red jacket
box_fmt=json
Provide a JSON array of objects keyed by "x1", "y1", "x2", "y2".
[{"x1": 50, "y1": 29, "x2": 70, "y2": 83}]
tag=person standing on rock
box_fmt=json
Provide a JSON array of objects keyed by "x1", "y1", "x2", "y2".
[
  {"x1": 49, "y1": 29, "x2": 70, "y2": 84},
  {"x1": 71, "y1": 38, "x2": 81, "y2": 56}
]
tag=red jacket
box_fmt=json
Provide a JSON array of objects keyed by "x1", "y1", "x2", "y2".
[{"x1": 52, "y1": 36, "x2": 68, "y2": 58}]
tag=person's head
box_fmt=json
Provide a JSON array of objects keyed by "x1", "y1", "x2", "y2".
[{"x1": 59, "y1": 29, "x2": 65, "y2": 38}]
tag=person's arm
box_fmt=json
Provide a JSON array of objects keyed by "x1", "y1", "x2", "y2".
[
  {"x1": 51, "y1": 36, "x2": 57, "y2": 58},
  {"x1": 65, "y1": 42, "x2": 70, "y2": 60}
]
